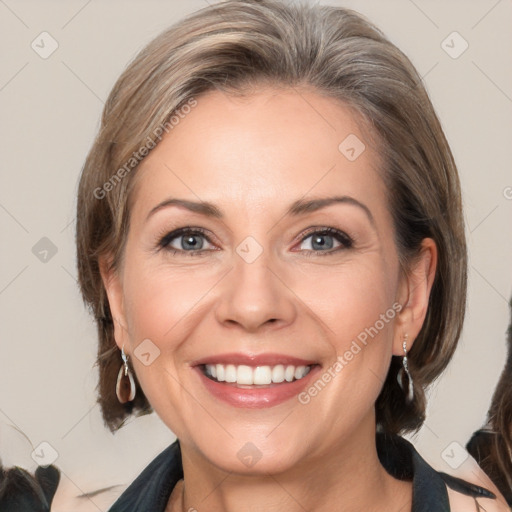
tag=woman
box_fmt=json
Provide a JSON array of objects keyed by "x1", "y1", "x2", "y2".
[
  {"x1": 0, "y1": 461, "x2": 59, "y2": 511},
  {"x1": 75, "y1": 1, "x2": 509, "y2": 510},
  {"x1": 467, "y1": 297, "x2": 512, "y2": 506}
]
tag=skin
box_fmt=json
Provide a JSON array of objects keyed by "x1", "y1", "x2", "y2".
[
  {"x1": 101, "y1": 87, "x2": 438, "y2": 512},
  {"x1": 447, "y1": 456, "x2": 511, "y2": 511}
]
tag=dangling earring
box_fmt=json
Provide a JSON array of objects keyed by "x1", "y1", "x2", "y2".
[
  {"x1": 397, "y1": 334, "x2": 414, "y2": 404},
  {"x1": 116, "y1": 345, "x2": 136, "y2": 404}
]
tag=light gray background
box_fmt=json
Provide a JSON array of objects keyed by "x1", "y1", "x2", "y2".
[{"x1": 1, "y1": 0, "x2": 511, "y2": 510}]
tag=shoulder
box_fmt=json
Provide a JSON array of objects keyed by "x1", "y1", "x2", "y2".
[
  {"x1": 50, "y1": 475, "x2": 126, "y2": 511},
  {"x1": 443, "y1": 452, "x2": 511, "y2": 512},
  {"x1": 447, "y1": 487, "x2": 510, "y2": 512},
  {"x1": 52, "y1": 440, "x2": 183, "y2": 512},
  {"x1": 377, "y1": 433, "x2": 509, "y2": 511}
]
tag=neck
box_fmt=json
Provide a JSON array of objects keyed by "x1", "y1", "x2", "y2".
[{"x1": 171, "y1": 414, "x2": 412, "y2": 512}]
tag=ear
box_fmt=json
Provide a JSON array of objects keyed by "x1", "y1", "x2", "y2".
[
  {"x1": 393, "y1": 238, "x2": 438, "y2": 355},
  {"x1": 98, "y1": 254, "x2": 129, "y2": 351}
]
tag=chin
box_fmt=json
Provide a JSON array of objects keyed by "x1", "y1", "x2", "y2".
[{"x1": 190, "y1": 430, "x2": 308, "y2": 475}]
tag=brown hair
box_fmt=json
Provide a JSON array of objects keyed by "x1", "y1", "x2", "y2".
[
  {"x1": 76, "y1": 0, "x2": 467, "y2": 433},
  {"x1": 467, "y1": 298, "x2": 512, "y2": 504}
]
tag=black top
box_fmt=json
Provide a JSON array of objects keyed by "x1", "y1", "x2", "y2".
[{"x1": 108, "y1": 433, "x2": 496, "y2": 512}]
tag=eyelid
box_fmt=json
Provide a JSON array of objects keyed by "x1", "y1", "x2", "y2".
[
  {"x1": 157, "y1": 226, "x2": 216, "y2": 252},
  {"x1": 298, "y1": 226, "x2": 353, "y2": 243},
  {"x1": 155, "y1": 225, "x2": 353, "y2": 255},
  {"x1": 294, "y1": 226, "x2": 354, "y2": 253}
]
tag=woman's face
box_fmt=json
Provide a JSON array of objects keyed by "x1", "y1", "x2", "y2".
[{"x1": 103, "y1": 87, "x2": 433, "y2": 473}]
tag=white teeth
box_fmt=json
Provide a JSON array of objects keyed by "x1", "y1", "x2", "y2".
[
  {"x1": 254, "y1": 366, "x2": 272, "y2": 385},
  {"x1": 271, "y1": 364, "x2": 285, "y2": 383},
  {"x1": 294, "y1": 366, "x2": 307, "y2": 379},
  {"x1": 284, "y1": 365, "x2": 295, "y2": 382},
  {"x1": 237, "y1": 365, "x2": 253, "y2": 385},
  {"x1": 204, "y1": 363, "x2": 312, "y2": 385},
  {"x1": 216, "y1": 364, "x2": 225, "y2": 382},
  {"x1": 225, "y1": 364, "x2": 237, "y2": 383}
]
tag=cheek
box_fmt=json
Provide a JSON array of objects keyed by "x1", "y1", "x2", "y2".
[
  {"x1": 295, "y1": 257, "x2": 397, "y2": 338},
  {"x1": 122, "y1": 257, "x2": 218, "y2": 347},
  {"x1": 291, "y1": 255, "x2": 398, "y2": 392},
  {"x1": 120, "y1": 260, "x2": 219, "y2": 420}
]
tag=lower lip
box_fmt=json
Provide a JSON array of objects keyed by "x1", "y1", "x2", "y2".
[{"x1": 194, "y1": 365, "x2": 321, "y2": 408}]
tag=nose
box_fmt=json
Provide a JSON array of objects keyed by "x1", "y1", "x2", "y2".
[{"x1": 214, "y1": 251, "x2": 297, "y2": 333}]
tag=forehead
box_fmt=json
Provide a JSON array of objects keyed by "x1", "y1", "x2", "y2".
[{"x1": 130, "y1": 87, "x2": 387, "y2": 221}]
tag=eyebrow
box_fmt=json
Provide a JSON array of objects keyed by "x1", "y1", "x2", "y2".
[{"x1": 146, "y1": 195, "x2": 375, "y2": 226}]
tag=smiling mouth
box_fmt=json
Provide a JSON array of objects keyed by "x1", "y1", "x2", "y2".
[{"x1": 200, "y1": 363, "x2": 315, "y2": 387}]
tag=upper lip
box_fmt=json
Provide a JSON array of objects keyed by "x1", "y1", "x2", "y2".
[{"x1": 191, "y1": 353, "x2": 318, "y2": 367}]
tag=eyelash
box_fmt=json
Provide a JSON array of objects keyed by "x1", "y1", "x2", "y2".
[
  {"x1": 157, "y1": 227, "x2": 213, "y2": 257},
  {"x1": 298, "y1": 227, "x2": 354, "y2": 256},
  {"x1": 156, "y1": 226, "x2": 354, "y2": 257}
]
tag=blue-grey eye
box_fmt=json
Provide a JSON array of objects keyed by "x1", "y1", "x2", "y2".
[
  {"x1": 178, "y1": 233, "x2": 204, "y2": 250},
  {"x1": 159, "y1": 228, "x2": 213, "y2": 252},
  {"x1": 299, "y1": 228, "x2": 352, "y2": 252},
  {"x1": 313, "y1": 234, "x2": 334, "y2": 250}
]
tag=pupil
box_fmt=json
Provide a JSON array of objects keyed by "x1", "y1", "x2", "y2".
[
  {"x1": 182, "y1": 235, "x2": 202, "y2": 250},
  {"x1": 312, "y1": 234, "x2": 333, "y2": 251}
]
